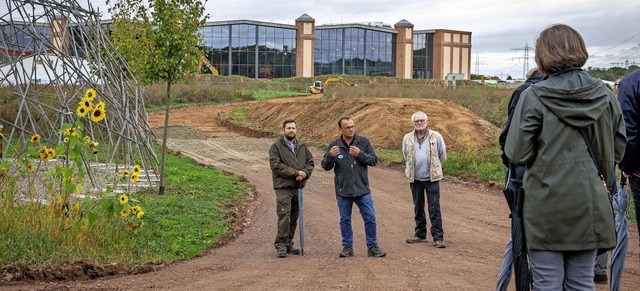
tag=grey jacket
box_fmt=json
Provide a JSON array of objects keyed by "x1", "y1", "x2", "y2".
[
  {"x1": 269, "y1": 136, "x2": 314, "y2": 189},
  {"x1": 321, "y1": 134, "x2": 377, "y2": 197},
  {"x1": 505, "y1": 68, "x2": 626, "y2": 251}
]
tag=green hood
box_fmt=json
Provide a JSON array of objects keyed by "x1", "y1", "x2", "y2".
[{"x1": 530, "y1": 69, "x2": 610, "y2": 128}]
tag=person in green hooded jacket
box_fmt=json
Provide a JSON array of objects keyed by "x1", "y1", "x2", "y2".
[{"x1": 505, "y1": 24, "x2": 626, "y2": 290}]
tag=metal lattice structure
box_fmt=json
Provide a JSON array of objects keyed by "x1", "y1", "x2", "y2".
[{"x1": 0, "y1": 0, "x2": 158, "y2": 193}]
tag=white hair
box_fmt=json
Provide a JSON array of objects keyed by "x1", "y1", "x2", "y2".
[{"x1": 411, "y1": 111, "x2": 428, "y2": 122}]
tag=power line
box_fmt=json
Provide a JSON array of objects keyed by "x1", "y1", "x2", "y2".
[
  {"x1": 511, "y1": 42, "x2": 534, "y2": 79},
  {"x1": 473, "y1": 53, "x2": 487, "y2": 75}
]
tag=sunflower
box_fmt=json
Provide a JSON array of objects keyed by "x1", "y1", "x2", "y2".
[
  {"x1": 127, "y1": 223, "x2": 136, "y2": 231},
  {"x1": 39, "y1": 146, "x2": 47, "y2": 160},
  {"x1": 31, "y1": 134, "x2": 41, "y2": 143},
  {"x1": 132, "y1": 205, "x2": 142, "y2": 214},
  {"x1": 122, "y1": 169, "x2": 130, "y2": 176},
  {"x1": 76, "y1": 105, "x2": 89, "y2": 117},
  {"x1": 133, "y1": 164, "x2": 141, "y2": 173},
  {"x1": 83, "y1": 135, "x2": 92, "y2": 143},
  {"x1": 136, "y1": 210, "x2": 144, "y2": 219},
  {"x1": 63, "y1": 137, "x2": 69, "y2": 143},
  {"x1": 90, "y1": 107, "x2": 106, "y2": 122},
  {"x1": 130, "y1": 172, "x2": 139, "y2": 184},
  {"x1": 80, "y1": 97, "x2": 94, "y2": 110},
  {"x1": 46, "y1": 148, "x2": 55, "y2": 160},
  {"x1": 26, "y1": 162, "x2": 34, "y2": 172},
  {"x1": 84, "y1": 88, "x2": 97, "y2": 100},
  {"x1": 138, "y1": 222, "x2": 145, "y2": 229},
  {"x1": 121, "y1": 208, "x2": 131, "y2": 218},
  {"x1": 119, "y1": 194, "x2": 129, "y2": 205},
  {"x1": 68, "y1": 127, "x2": 77, "y2": 136},
  {"x1": 95, "y1": 101, "x2": 106, "y2": 110}
]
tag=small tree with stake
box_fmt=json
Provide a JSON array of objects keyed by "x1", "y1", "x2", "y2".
[{"x1": 107, "y1": 0, "x2": 208, "y2": 194}]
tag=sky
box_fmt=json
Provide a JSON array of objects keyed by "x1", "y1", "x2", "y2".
[{"x1": 5, "y1": 0, "x2": 640, "y2": 80}]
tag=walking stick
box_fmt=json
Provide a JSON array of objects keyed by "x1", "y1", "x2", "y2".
[{"x1": 298, "y1": 184, "x2": 305, "y2": 256}]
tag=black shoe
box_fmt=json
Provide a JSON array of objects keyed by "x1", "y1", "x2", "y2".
[
  {"x1": 287, "y1": 245, "x2": 301, "y2": 255},
  {"x1": 276, "y1": 248, "x2": 287, "y2": 258},
  {"x1": 594, "y1": 274, "x2": 607, "y2": 283},
  {"x1": 367, "y1": 245, "x2": 386, "y2": 257},
  {"x1": 339, "y1": 246, "x2": 354, "y2": 257}
]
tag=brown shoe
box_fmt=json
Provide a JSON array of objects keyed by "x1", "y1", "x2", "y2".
[
  {"x1": 433, "y1": 240, "x2": 446, "y2": 248},
  {"x1": 406, "y1": 236, "x2": 428, "y2": 243}
]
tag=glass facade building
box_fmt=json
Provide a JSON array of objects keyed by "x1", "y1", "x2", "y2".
[
  {"x1": 413, "y1": 31, "x2": 434, "y2": 79},
  {"x1": 2, "y1": 16, "x2": 471, "y2": 80},
  {"x1": 314, "y1": 25, "x2": 394, "y2": 77},
  {"x1": 199, "y1": 21, "x2": 297, "y2": 78}
]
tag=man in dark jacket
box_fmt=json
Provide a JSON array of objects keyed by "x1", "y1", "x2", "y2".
[
  {"x1": 268, "y1": 119, "x2": 314, "y2": 258},
  {"x1": 321, "y1": 117, "x2": 386, "y2": 258},
  {"x1": 618, "y1": 68, "x2": 640, "y2": 247}
]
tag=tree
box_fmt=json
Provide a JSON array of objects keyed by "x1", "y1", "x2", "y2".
[{"x1": 108, "y1": 0, "x2": 208, "y2": 194}]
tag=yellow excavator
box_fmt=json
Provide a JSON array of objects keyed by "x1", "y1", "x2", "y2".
[
  {"x1": 309, "y1": 77, "x2": 354, "y2": 94},
  {"x1": 198, "y1": 56, "x2": 219, "y2": 76}
]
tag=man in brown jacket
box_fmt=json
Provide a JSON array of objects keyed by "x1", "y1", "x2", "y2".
[{"x1": 269, "y1": 119, "x2": 314, "y2": 258}]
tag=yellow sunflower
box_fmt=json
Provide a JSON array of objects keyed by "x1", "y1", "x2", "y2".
[
  {"x1": 130, "y1": 172, "x2": 139, "y2": 184},
  {"x1": 68, "y1": 127, "x2": 77, "y2": 136},
  {"x1": 121, "y1": 208, "x2": 131, "y2": 218},
  {"x1": 95, "y1": 101, "x2": 106, "y2": 110},
  {"x1": 26, "y1": 162, "x2": 34, "y2": 172},
  {"x1": 46, "y1": 148, "x2": 55, "y2": 160},
  {"x1": 133, "y1": 164, "x2": 141, "y2": 173},
  {"x1": 31, "y1": 134, "x2": 41, "y2": 143},
  {"x1": 122, "y1": 169, "x2": 130, "y2": 176},
  {"x1": 119, "y1": 194, "x2": 129, "y2": 205},
  {"x1": 76, "y1": 105, "x2": 89, "y2": 117},
  {"x1": 84, "y1": 88, "x2": 97, "y2": 100},
  {"x1": 80, "y1": 97, "x2": 94, "y2": 110},
  {"x1": 132, "y1": 205, "x2": 142, "y2": 214},
  {"x1": 63, "y1": 137, "x2": 69, "y2": 143},
  {"x1": 136, "y1": 210, "x2": 144, "y2": 219},
  {"x1": 39, "y1": 146, "x2": 47, "y2": 160},
  {"x1": 90, "y1": 107, "x2": 106, "y2": 122}
]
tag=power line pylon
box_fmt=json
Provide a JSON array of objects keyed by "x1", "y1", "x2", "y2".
[{"x1": 512, "y1": 42, "x2": 535, "y2": 79}]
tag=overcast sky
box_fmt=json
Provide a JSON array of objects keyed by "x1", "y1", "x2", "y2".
[{"x1": 5, "y1": 0, "x2": 640, "y2": 79}]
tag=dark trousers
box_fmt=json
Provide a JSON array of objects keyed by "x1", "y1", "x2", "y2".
[
  {"x1": 631, "y1": 176, "x2": 640, "y2": 246},
  {"x1": 410, "y1": 180, "x2": 443, "y2": 241},
  {"x1": 274, "y1": 188, "x2": 299, "y2": 250}
]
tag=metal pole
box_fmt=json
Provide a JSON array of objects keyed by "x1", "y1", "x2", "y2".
[{"x1": 298, "y1": 187, "x2": 305, "y2": 256}]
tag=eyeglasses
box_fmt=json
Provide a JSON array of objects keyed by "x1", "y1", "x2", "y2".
[
  {"x1": 343, "y1": 125, "x2": 356, "y2": 130},
  {"x1": 413, "y1": 119, "x2": 426, "y2": 123}
]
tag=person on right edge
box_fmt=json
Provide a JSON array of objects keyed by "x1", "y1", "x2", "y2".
[
  {"x1": 618, "y1": 68, "x2": 640, "y2": 248},
  {"x1": 505, "y1": 24, "x2": 626, "y2": 291},
  {"x1": 402, "y1": 111, "x2": 447, "y2": 248}
]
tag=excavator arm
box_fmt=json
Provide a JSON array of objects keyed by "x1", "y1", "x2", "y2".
[{"x1": 198, "y1": 56, "x2": 219, "y2": 76}]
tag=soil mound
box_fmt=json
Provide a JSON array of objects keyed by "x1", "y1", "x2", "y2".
[{"x1": 241, "y1": 97, "x2": 500, "y2": 151}]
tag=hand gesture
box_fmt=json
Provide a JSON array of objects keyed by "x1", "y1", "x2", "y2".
[
  {"x1": 349, "y1": 145, "x2": 360, "y2": 157},
  {"x1": 330, "y1": 145, "x2": 340, "y2": 157}
]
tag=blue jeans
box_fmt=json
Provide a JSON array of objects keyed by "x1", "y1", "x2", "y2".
[
  {"x1": 410, "y1": 180, "x2": 444, "y2": 241},
  {"x1": 630, "y1": 175, "x2": 640, "y2": 246},
  {"x1": 336, "y1": 194, "x2": 378, "y2": 248}
]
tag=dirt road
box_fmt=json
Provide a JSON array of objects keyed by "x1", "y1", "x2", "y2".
[{"x1": 6, "y1": 101, "x2": 639, "y2": 290}]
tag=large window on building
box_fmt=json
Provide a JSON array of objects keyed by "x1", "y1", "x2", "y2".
[
  {"x1": 199, "y1": 22, "x2": 296, "y2": 78},
  {"x1": 315, "y1": 26, "x2": 394, "y2": 77},
  {"x1": 413, "y1": 32, "x2": 433, "y2": 79}
]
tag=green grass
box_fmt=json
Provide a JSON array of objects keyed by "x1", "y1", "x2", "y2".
[
  {"x1": 253, "y1": 90, "x2": 299, "y2": 100},
  {"x1": 0, "y1": 151, "x2": 246, "y2": 266},
  {"x1": 234, "y1": 107, "x2": 247, "y2": 120},
  {"x1": 377, "y1": 147, "x2": 504, "y2": 185}
]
